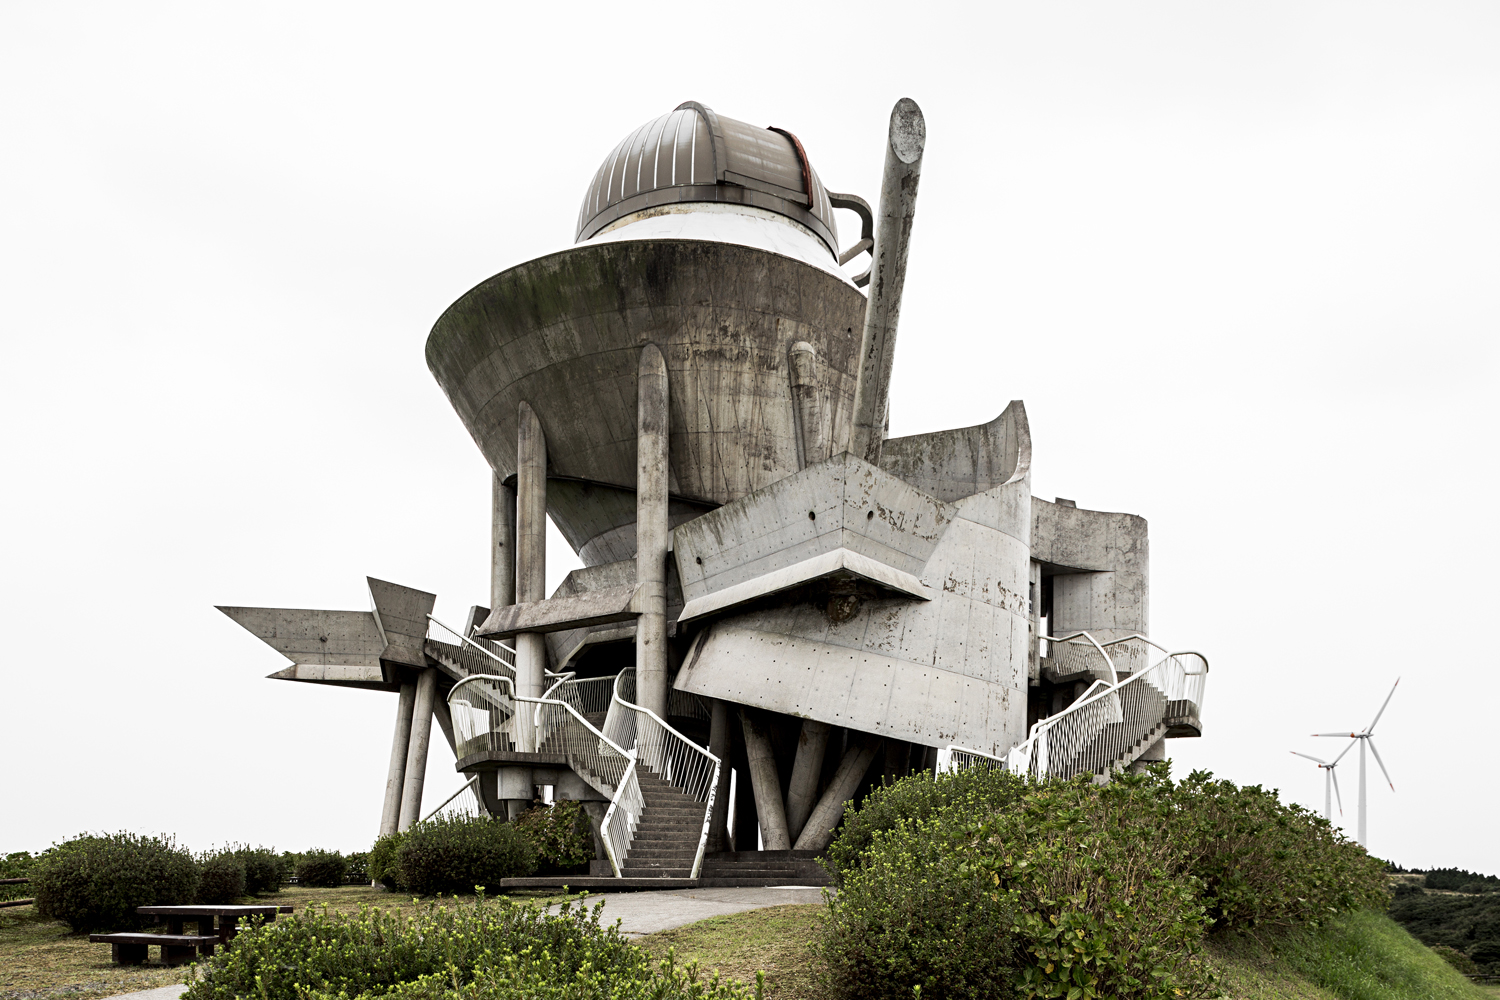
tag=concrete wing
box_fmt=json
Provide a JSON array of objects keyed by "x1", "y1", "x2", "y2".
[
  {"x1": 672, "y1": 452, "x2": 954, "y2": 623},
  {"x1": 879, "y1": 400, "x2": 1031, "y2": 502},
  {"x1": 217, "y1": 606, "x2": 393, "y2": 690},
  {"x1": 367, "y1": 577, "x2": 437, "y2": 669}
]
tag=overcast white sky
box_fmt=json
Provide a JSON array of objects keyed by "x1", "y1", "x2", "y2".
[{"x1": 2, "y1": 2, "x2": 1496, "y2": 873}]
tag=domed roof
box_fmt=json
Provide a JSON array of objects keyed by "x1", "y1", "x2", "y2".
[{"x1": 576, "y1": 102, "x2": 839, "y2": 257}]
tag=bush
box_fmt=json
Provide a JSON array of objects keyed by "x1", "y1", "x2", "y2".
[
  {"x1": 1430, "y1": 944, "x2": 1479, "y2": 975},
  {"x1": 235, "y1": 847, "x2": 282, "y2": 895},
  {"x1": 32, "y1": 832, "x2": 199, "y2": 933},
  {"x1": 0, "y1": 851, "x2": 33, "y2": 903},
  {"x1": 369, "y1": 832, "x2": 406, "y2": 890},
  {"x1": 344, "y1": 851, "x2": 369, "y2": 883},
  {"x1": 514, "y1": 801, "x2": 594, "y2": 874},
  {"x1": 197, "y1": 851, "x2": 247, "y2": 904},
  {"x1": 296, "y1": 849, "x2": 348, "y2": 888},
  {"x1": 396, "y1": 815, "x2": 537, "y2": 895},
  {"x1": 183, "y1": 895, "x2": 749, "y2": 1000}
]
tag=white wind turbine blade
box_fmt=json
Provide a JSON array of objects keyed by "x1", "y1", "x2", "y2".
[
  {"x1": 1331, "y1": 740, "x2": 1356, "y2": 765},
  {"x1": 1313, "y1": 732, "x2": 1358, "y2": 737},
  {"x1": 1367, "y1": 737, "x2": 1396, "y2": 791},
  {"x1": 1330, "y1": 767, "x2": 1345, "y2": 815},
  {"x1": 1291, "y1": 751, "x2": 1328, "y2": 764},
  {"x1": 1367, "y1": 677, "x2": 1400, "y2": 733}
]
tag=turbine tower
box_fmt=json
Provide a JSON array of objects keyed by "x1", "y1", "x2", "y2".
[
  {"x1": 1291, "y1": 743, "x2": 1351, "y2": 821},
  {"x1": 1313, "y1": 677, "x2": 1399, "y2": 848}
]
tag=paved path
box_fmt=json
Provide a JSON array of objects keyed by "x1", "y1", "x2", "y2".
[{"x1": 555, "y1": 885, "x2": 827, "y2": 937}]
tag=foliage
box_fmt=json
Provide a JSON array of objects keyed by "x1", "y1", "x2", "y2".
[
  {"x1": 1387, "y1": 884, "x2": 1500, "y2": 972},
  {"x1": 345, "y1": 851, "x2": 370, "y2": 884},
  {"x1": 0, "y1": 850, "x2": 34, "y2": 903},
  {"x1": 1429, "y1": 944, "x2": 1479, "y2": 975},
  {"x1": 182, "y1": 894, "x2": 750, "y2": 1000},
  {"x1": 370, "y1": 832, "x2": 407, "y2": 891},
  {"x1": 395, "y1": 816, "x2": 537, "y2": 896},
  {"x1": 819, "y1": 766, "x2": 1027, "y2": 886},
  {"x1": 197, "y1": 850, "x2": 247, "y2": 904},
  {"x1": 817, "y1": 765, "x2": 1388, "y2": 1000},
  {"x1": 513, "y1": 802, "x2": 594, "y2": 874},
  {"x1": 235, "y1": 846, "x2": 284, "y2": 895},
  {"x1": 296, "y1": 849, "x2": 349, "y2": 888},
  {"x1": 31, "y1": 832, "x2": 199, "y2": 933},
  {"x1": 1423, "y1": 868, "x2": 1500, "y2": 894}
]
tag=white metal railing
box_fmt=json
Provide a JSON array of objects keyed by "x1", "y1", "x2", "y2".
[
  {"x1": 1006, "y1": 633, "x2": 1208, "y2": 781},
  {"x1": 418, "y1": 775, "x2": 483, "y2": 825},
  {"x1": 935, "y1": 745, "x2": 1007, "y2": 774}
]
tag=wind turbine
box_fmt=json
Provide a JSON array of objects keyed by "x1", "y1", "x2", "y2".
[
  {"x1": 1314, "y1": 677, "x2": 1399, "y2": 848},
  {"x1": 1291, "y1": 742, "x2": 1352, "y2": 821}
]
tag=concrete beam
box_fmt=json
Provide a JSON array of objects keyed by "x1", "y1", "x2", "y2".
[
  {"x1": 793, "y1": 734, "x2": 883, "y2": 852},
  {"x1": 397, "y1": 668, "x2": 438, "y2": 831},
  {"x1": 784, "y1": 719, "x2": 831, "y2": 842},
  {"x1": 218, "y1": 607, "x2": 386, "y2": 678},
  {"x1": 849, "y1": 98, "x2": 925, "y2": 466},
  {"x1": 379, "y1": 682, "x2": 417, "y2": 837},
  {"x1": 476, "y1": 585, "x2": 639, "y2": 638},
  {"x1": 739, "y1": 709, "x2": 791, "y2": 850},
  {"x1": 636, "y1": 344, "x2": 671, "y2": 718}
]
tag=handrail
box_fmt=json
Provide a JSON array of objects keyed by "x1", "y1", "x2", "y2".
[
  {"x1": 418, "y1": 775, "x2": 482, "y2": 825},
  {"x1": 1043, "y1": 631, "x2": 1120, "y2": 686}
]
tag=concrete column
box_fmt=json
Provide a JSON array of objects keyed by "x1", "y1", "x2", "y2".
[
  {"x1": 432, "y1": 697, "x2": 457, "y2": 757},
  {"x1": 793, "y1": 735, "x2": 883, "y2": 852},
  {"x1": 635, "y1": 345, "x2": 670, "y2": 718},
  {"x1": 397, "y1": 667, "x2": 439, "y2": 831},
  {"x1": 739, "y1": 709, "x2": 791, "y2": 850},
  {"x1": 788, "y1": 342, "x2": 826, "y2": 469},
  {"x1": 849, "y1": 98, "x2": 925, "y2": 466},
  {"x1": 882, "y1": 739, "x2": 909, "y2": 784},
  {"x1": 706, "y1": 699, "x2": 733, "y2": 852},
  {"x1": 784, "y1": 719, "x2": 831, "y2": 842},
  {"x1": 515, "y1": 401, "x2": 547, "y2": 751},
  {"x1": 379, "y1": 682, "x2": 417, "y2": 837},
  {"x1": 491, "y1": 472, "x2": 516, "y2": 612}
]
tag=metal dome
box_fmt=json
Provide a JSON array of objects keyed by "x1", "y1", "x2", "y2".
[{"x1": 575, "y1": 102, "x2": 840, "y2": 256}]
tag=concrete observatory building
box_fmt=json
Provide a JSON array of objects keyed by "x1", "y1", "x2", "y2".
[{"x1": 223, "y1": 99, "x2": 1209, "y2": 883}]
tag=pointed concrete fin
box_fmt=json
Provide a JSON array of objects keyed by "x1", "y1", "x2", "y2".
[
  {"x1": 367, "y1": 578, "x2": 437, "y2": 669},
  {"x1": 219, "y1": 606, "x2": 386, "y2": 671},
  {"x1": 879, "y1": 400, "x2": 1031, "y2": 502}
]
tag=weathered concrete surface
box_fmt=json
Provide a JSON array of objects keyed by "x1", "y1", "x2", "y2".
[
  {"x1": 477, "y1": 586, "x2": 638, "y2": 638},
  {"x1": 515, "y1": 402, "x2": 547, "y2": 751},
  {"x1": 491, "y1": 473, "x2": 516, "y2": 611},
  {"x1": 425, "y1": 240, "x2": 869, "y2": 562},
  {"x1": 552, "y1": 885, "x2": 826, "y2": 937},
  {"x1": 881, "y1": 400, "x2": 1030, "y2": 502},
  {"x1": 1032, "y1": 497, "x2": 1149, "y2": 669},
  {"x1": 218, "y1": 607, "x2": 391, "y2": 690},
  {"x1": 636, "y1": 345, "x2": 671, "y2": 718},
  {"x1": 397, "y1": 667, "x2": 438, "y2": 831},
  {"x1": 369, "y1": 578, "x2": 438, "y2": 671},
  {"x1": 380, "y1": 682, "x2": 416, "y2": 837},
  {"x1": 740, "y1": 709, "x2": 791, "y2": 850}
]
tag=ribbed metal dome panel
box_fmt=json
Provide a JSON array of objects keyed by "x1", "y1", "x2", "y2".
[{"x1": 575, "y1": 103, "x2": 839, "y2": 256}]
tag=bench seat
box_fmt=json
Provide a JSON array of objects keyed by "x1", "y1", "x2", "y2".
[{"x1": 88, "y1": 932, "x2": 217, "y2": 966}]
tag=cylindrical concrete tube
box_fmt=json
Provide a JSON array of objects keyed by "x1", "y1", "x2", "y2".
[
  {"x1": 635, "y1": 344, "x2": 670, "y2": 718},
  {"x1": 739, "y1": 709, "x2": 791, "y2": 850},
  {"x1": 514, "y1": 402, "x2": 547, "y2": 751},
  {"x1": 793, "y1": 735, "x2": 884, "y2": 852},
  {"x1": 706, "y1": 699, "x2": 733, "y2": 852},
  {"x1": 379, "y1": 682, "x2": 417, "y2": 837},
  {"x1": 788, "y1": 342, "x2": 826, "y2": 469},
  {"x1": 397, "y1": 668, "x2": 439, "y2": 831},
  {"x1": 491, "y1": 472, "x2": 516, "y2": 612},
  {"x1": 849, "y1": 98, "x2": 925, "y2": 466},
  {"x1": 784, "y1": 719, "x2": 831, "y2": 842}
]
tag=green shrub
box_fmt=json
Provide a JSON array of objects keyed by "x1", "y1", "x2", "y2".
[
  {"x1": 234, "y1": 846, "x2": 282, "y2": 895},
  {"x1": 0, "y1": 851, "x2": 33, "y2": 903},
  {"x1": 183, "y1": 894, "x2": 749, "y2": 1000},
  {"x1": 345, "y1": 851, "x2": 369, "y2": 883},
  {"x1": 514, "y1": 801, "x2": 594, "y2": 874},
  {"x1": 1430, "y1": 943, "x2": 1479, "y2": 974},
  {"x1": 197, "y1": 851, "x2": 247, "y2": 904},
  {"x1": 296, "y1": 849, "x2": 348, "y2": 888},
  {"x1": 369, "y1": 832, "x2": 406, "y2": 890},
  {"x1": 32, "y1": 832, "x2": 199, "y2": 933},
  {"x1": 396, "y1": 815, "x2": 536, "y2": 895}
]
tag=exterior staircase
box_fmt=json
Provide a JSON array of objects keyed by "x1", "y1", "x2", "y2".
[{"x1": 617, "y1": 768, "x2": 705, "y2": 878}]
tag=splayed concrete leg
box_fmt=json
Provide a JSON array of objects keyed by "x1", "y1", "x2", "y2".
[
  {"x1": 784, "y1": 719, "x2": 831, "y2": 842},
  {"x1": 380, "y1": 682, "x2": 417, "y2": 837},
  {"x1": 635, "y1": 345, "x2": 670, "y2": 718},
  {"x1": 793, "y1": 734, "x2": 883, "y2": 852},
  {"x1": 707, "y1": 699, "x2": 733, "y2": 852},
  {"x1": 739, "y1": 709, "x2": 791, "y2": 850},
  {"x1": 397, "y1": 667, "x2": 438, "y2": 831}
]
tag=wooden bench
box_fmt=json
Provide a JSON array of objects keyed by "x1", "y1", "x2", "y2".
[{"x1": 87, "y1": 932, "x2": 217, "y2": 966}]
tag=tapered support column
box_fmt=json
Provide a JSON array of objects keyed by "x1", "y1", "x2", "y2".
[
  {"x1": 635, "y1": 345, "x2": 670, "y2": 718},
  {"x1": 1357, "y1": 740, "x2": 1367, "y2": 848},
  {"x1": 515, "y1": 402, "x2": 547, "y2": 752},
  {"x1": 397, "y1": 667, "x2": 438, "y2": 831},
  {"x1": 491, "y1": 472, "x2": 516, "y2": 612},
  {"x1": 849, "y1": 98, "x2": 925, "y2": 465},
  {"x1": 706, "y1": 699, "x2": 733, "y2": 852},
  {"x1": 379, "y1": 682, "x2": 417, "y2": 837},
  {"x1": 739, "y1": 709, "x2": 791, "y2": 850},
  {"x1": 793, "y1": 734, "x2": 883, "y2": 852},
  {"x1": 784, "y1": 719, "x2": 831, "y2": 842},
  {"x1": 788, "y1": 342, "x2": 826, "y2": 469}
]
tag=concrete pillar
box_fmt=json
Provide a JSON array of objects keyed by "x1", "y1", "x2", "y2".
[
  {"x1": 397, "y1": 667, "x2": 438, "y2": 831},
  {"x1": 635, "y1": 345, "x2": 670, "y2": 719},
  {"x1": 432, "y1": 697, "x2": 457, "y2": 757},
  {"x1": 491, "y1": 472, "x2": 516, "y2": 612},
  {"x1": 784, "y1": 719, "x2": 831, "y2": 842},
  {"x1": 706, "y1": 699, "x2": 733, "y2": 852},
  {"x1": 793, "y1": 734, "x2": 883, "y2": 852},
  {"x1": 882, "y1": 739, "x2": 909, "y2": 784},
  {"x1": 739, "y1": 709, "x2": 791, "y2": 850},
  {"x1": 788, "y1": 342, "x2": 826, "y2": 469},
  {"x1": 379, "y1": 682, "x2": 417, "y2": 837},
  {"x1": 515, "y1": 401, "x2": 547, "y2": 751},
  {"x1": 849, "y1": 98, "x2": 925, "y2": 466}
]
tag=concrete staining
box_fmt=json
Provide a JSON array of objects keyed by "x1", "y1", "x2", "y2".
[{"x1": 219, "y1": 98, "x2": 1206, "y2": 869}]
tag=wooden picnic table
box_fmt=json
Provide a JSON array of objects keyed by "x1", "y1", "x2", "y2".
[{"x1": 136, "y1": 904, "x2": 293, "y2": 947}]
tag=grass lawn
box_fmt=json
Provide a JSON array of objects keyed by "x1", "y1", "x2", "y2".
[
  {"x1": 0, "y1": 885, "x2": 570, "y2": 1000},
  {"x1": 637, "y1": 903, "x2": 823, "y2": 1000}
]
